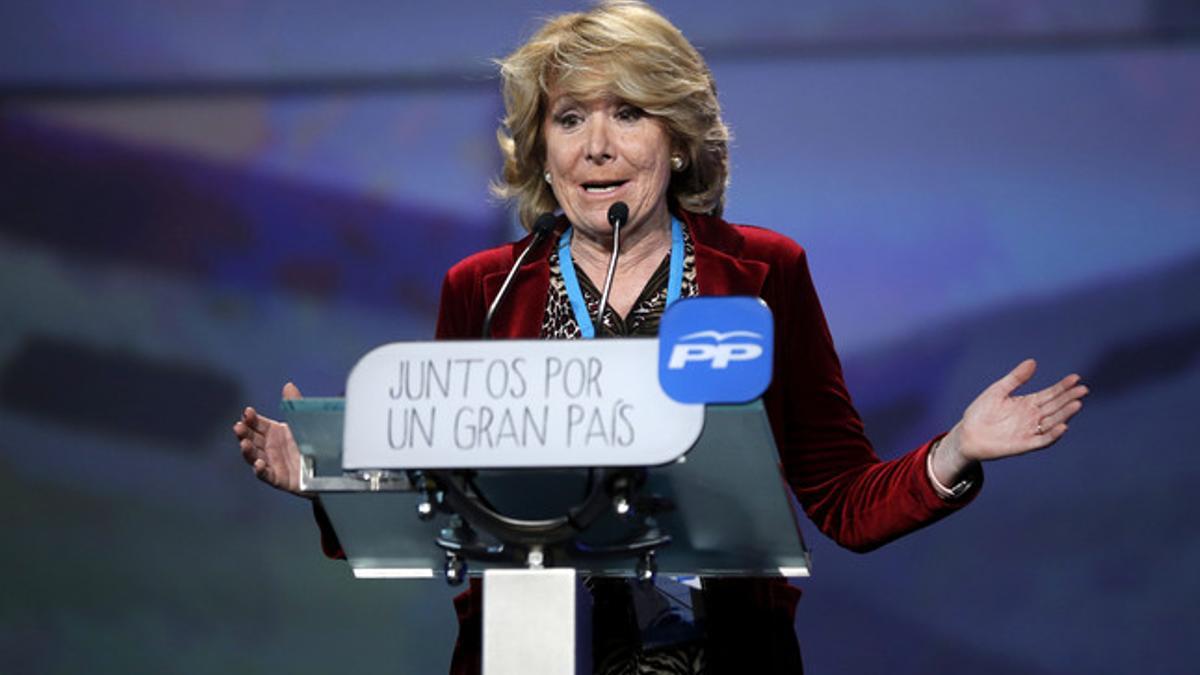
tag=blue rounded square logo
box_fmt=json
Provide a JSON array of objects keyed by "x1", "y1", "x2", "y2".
[{"x1": 657, "y1": 297, "x2": 774, "y2": 404}]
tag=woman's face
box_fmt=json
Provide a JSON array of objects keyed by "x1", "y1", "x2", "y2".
[{"x1": 542, "y1": 90, "x2": 673, "y2": 243}]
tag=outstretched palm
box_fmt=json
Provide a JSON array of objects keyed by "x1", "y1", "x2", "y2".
[
  {"x1": 233, "y1": 382, "x2": 308, "y2": 497},
  {"x1": 957, "y1": 359, "x2": 1087, "y2": 462}
]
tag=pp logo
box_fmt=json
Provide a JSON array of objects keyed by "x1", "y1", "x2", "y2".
[
  {"x1": 658, "y1": 297, "x2": 773, "y2": 404},
  {"x1": 667, "y1": 331, "x2": 764, "y2": 370}
]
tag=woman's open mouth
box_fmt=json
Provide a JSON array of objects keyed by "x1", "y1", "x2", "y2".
[{"x1": 581, "y1": 180, "x2": 628, "y2": 195}]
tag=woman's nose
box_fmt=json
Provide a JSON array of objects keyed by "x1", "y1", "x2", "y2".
[{"x1": 585, "y1": 117, "x2": 613, "y2": 163}]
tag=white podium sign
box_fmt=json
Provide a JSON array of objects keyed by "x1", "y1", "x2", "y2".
[{"x1": 343, "y1": 339, "x2": 704, "y2": 469}]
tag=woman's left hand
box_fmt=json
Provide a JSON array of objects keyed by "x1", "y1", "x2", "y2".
[{"x1": 932, "y1": 359, "x2": 1088, "y2": 483}]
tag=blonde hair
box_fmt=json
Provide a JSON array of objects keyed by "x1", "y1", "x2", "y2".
[{"x1": 493, "y1": 0, "x2": 731, "y2": 230}]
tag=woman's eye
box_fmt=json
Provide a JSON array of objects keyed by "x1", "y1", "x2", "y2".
[
  {"x1": 616, "y1": 106, "x2": 644, "y2": 122},
  {"x1": 555, "y1": 112, "x2": 583, "y2": 128}
]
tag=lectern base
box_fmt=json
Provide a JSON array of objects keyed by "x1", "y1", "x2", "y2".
[{"x1": 482, "y1": 568, "x2": 593, "y2": 675}]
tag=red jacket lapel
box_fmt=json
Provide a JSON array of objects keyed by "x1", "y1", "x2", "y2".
[
  {"x1": 481, "y1": 227, "x2": 558, "y2": 339},
  {"x1": 685, "y1": 211, "x2": 771, "y2": 298}
]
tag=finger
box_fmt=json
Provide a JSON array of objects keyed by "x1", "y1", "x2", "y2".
[
  {"x1": 238, "y1": 416, "x2": 269, "y2": 444},
  {"x1": 253, "y1": 458, "x2": 274, "y2": 484},
  {"x1": 283, "y1": 382, "x2": 303, "y2": 399},
  {"x1": 989, "y1": 358, "x2": 1037, "y2": 397},
  {"x1": 243, "y1": 406, "x2": 262, "y2": 432},
  {"x1": 1033, "y1": 422, "x2": 1069, "y2": 449},
  {"x1": 240, "y1": 438, "x2": 260, "y2": 465},
  {"x1": 1040, "y1": 383, "x2": 1089, "y2": 414},
  {"x1": 233, "y1": 419, "x2": 262, "y2": 442},
  {"x1": 1031, "y1": 373, "x2": 1081, "y2": 406},
  {"x1": 244, "y1": 406, "x2": 279, "y2": 435},
  {"x1": 1039, "y1": 399, "x2": 1083, "y2": 430}
]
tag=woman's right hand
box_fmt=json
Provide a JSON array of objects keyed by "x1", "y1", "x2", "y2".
[{"x1": 233, "y1": 382, "x2": 309, "y2": 498}]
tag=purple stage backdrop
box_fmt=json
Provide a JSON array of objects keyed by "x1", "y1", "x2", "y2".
[{"x1": 2, "y1": 2, "x2": 1198, "y2": 673}]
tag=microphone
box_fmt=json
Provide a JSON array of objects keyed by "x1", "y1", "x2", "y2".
[
  {"x1": 596, "y1": 202, "x2": 628, "y2": 334},
  {"x1": 482, "y1": 212, "x2": 558, "y2": 338},
  {"x1": 607, "y1": 201, "x2": 629, "y2": 228}
]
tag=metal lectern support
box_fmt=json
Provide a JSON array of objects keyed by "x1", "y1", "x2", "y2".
[
  {"x1": 483, "y1": 566, "x2": 592, "y2": 675},
  {"x1": 284, "y1": 398, "x2": 810, "y2": 674}
]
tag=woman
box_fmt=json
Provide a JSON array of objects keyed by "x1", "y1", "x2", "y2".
[{"x1": 234, "y1": 2, "x2": 1087, "y2": 673}]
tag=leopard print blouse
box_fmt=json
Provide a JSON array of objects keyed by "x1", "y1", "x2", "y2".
[{"x1": 541, "y1": 224, "x2": 699, "y2": 338}]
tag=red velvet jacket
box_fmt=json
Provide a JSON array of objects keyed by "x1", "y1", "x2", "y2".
[
  {"x1": 437, "y1": 211, "x2": 975, "y2": 543},
  {"x1": 316, "y1": 211, "x2": 979, "y2": 672}
]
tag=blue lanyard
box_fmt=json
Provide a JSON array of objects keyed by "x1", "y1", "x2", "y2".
[{"x1": 557, "y1": 216, "x2": 684, "y2": 339}]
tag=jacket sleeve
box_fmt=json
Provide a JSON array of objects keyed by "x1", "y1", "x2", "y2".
[
  {"x1": 311, "y1": 497, "x2": 346, "y2": 560},
  {"x1": 435, "y1": 260, "x2": 486, "y2": 340},
  {"x1": 764, "y1": 246, "x2": 980, "y2": 553}
]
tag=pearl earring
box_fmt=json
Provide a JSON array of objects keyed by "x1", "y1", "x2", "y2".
[
  {"x1": 670, "y1": 155, "x2": 685, "y2": 171},
  {"x1": 544, "y1": 171, "x2": 552, "y2": 184}
]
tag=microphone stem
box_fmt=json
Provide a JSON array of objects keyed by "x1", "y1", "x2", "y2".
[
  {"x1": 596, "y1": 221, "x2": 621, "y2": 334},
  {"x1": 482, "y1": 230, "x2": 546, "y2": 338}
]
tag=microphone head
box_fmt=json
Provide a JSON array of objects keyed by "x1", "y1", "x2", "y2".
[
  {"x1": 532, "y1": 212, "x2": 557, "y2": 237},
  {"x1": 607, "y1": 202, "x2": 629, "y2": 228}
]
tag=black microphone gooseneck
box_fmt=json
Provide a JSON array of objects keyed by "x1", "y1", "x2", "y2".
[
  {"x1": 596, "y1": 201, "x2": 629, "y2": 334},
  {"x1": 482, "y1": 212, "x2": 558, "y2": 338}
]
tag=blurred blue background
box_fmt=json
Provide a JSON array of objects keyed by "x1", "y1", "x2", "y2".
[{"x1": 2, "y1": 1, "x2": 1198, "y2": 673}]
